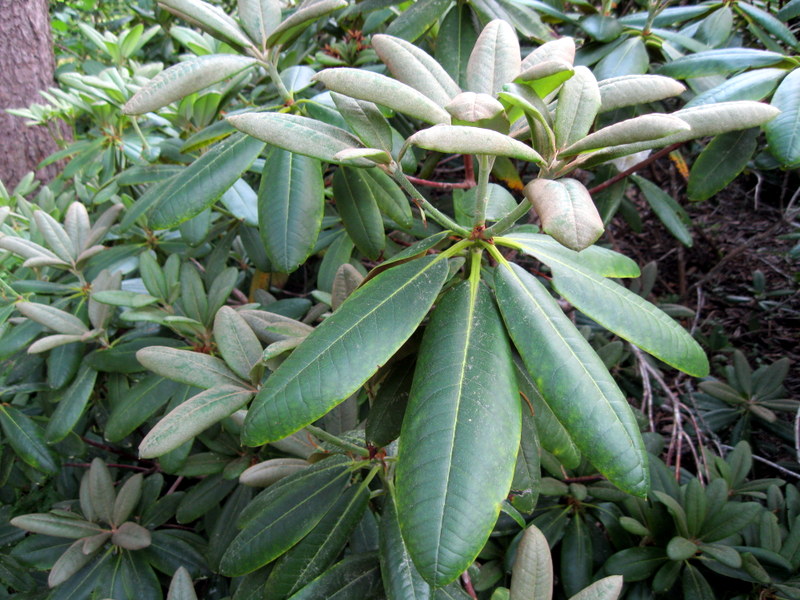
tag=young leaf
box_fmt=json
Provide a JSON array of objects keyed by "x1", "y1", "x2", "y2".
[
  {"x1": 112, "y1": 522, "x2": 152, "y2": 550},
  {"x1": 239, "y1": 458, "x2": 309, "y2": 487},
  {"x1": 227, "y1": 112, "x2": 369, "y2": 165},
  {"x1": 330, "y1": 93, "x2": 394, "y2": 152},
  {"x1": 560, "y1": 115, "x2": 690, "y2": 156},
  {"x1": 219, "y1": 458, "x2": 351, "y2": 575},
  {"x1": 149, "y1": 133, "x2": 266, "y2": 229},
  {"x1": 167, "y1": 566, "x2": 198, "y2": 600},
  {"x1": 510, "y1": 525, "x2": 552, "y2": 600},
  {"x1": 466, "y1": 19, "x2": 521, "y2": 96},
  {"x1": 238, "y1": 0, "x2": 281, "y2": 47},
  {"x1": 33, "y1": 211, "x2": 74, "y2": 263},
  {"x1": 123, "y1": 55, "x2": 257, "y2": 115},
  {"x1": 372, "y1": 34, "x2": 460, "y2": 106},
  {"x1": 242, "y1": 255, "x2": 449, "y2": 445},
  {"x1": 396, "y1": 280, "x2": 522, "y2": 586},
  {"x1": 17, "y1": 302, "x2": 88, "y2": 336},
  {"x1": 64, "y1": 202, "x2": 90, "y2": 256},
  {"x1": 159, "y1": 0, "x2": 253, "y2": 47},
  {"x1": 569, "y1": 576, "x2": 623, "y2": 600},
  {"x1": 494, "y1": 263, "x2": 649, "y2": 496},
  {"x1": 554, "y1": 66, "x2": 601, "y2": 149},
  {"x1": 266, "y1": 0, "x2": 347, "y2": 47},
  {"x1": 214, "y1": 307, "x2": 262, "y2": 381},
  {"x1": 598, "y1": 74, "x2": 686, "y2": 113},
  {"x1": 136, "y1": 346, "x2": 248, "y2": 389},
  {"x1": 524, "y1": 178, "x2": 604, "y2": 251},
  {"x1": 406, "y1": 125, "x2": 544, "y2": 163},
  {"x1": 113, "y1": 474, "x2": 143, "y2": 526},
  {"x1": 139, "y1": 386, "x2": 255, "y2": 458},
  {"x1": 314, "y1": 68, "x2": 451, "y2": 125}
]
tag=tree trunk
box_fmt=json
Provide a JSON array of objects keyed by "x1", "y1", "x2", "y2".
[{"x1": 0, "y1": 0, "x2": 64, "y2": 189}]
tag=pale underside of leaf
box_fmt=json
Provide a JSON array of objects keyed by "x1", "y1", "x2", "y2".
[
  {"x1": 598, "y1": 74, "x2": 686, "y2": 113},
  {"x1": 466, "y1": 19, "x2": 521, "y2": 96},
  {"x1": 407, "y1": 125, "x2": 543, "y2": 164}
]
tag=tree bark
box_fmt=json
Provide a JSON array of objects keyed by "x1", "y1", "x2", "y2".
[{"x1": 0, "y1": 0, "x2": 64, "y2": 189}]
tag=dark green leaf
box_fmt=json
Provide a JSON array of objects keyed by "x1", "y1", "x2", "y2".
[
  {"x1": 385, "y1": 0, "x2": 450, "y2": 42},
  {"x1": 630, "y1": 175, "x2": 692, "y2": 246},
  {"x1": 603, "y1": 547, "x2": 667, "y2": 581},
  {"x1": 495, "y1": 263, "x2": 648, "y2": 496},
  {"x1": 658, "y1": 49, "x2": 786, "y2": 78},
  {"x1": 561, "y1": 515, "x2": 592, "y2": 596},
  {"x1": 243, "y1": 256, "x2": 449, "y2": 445},
  {"x1": 380, "y1": 492, "x2": 432, "y2": 600},
  {"x1": 435, "y1": 4, "x2": 478, "y2": 88},
  {"x1": 333, "y1": 167, "x2": 385, "y2": 260},
  {"x1": 45, "y1": 365, "x2": 97, "y2": 443},
  {"x1": 105, "y1": 376, "x2": 182, "y2": 442},
  {"x1": 594, "y1": 37, "x2": 649, "y2": 81},
  {"x1": 765, "y1": 68, "x2": 800, "y2": 166},
  {"x1": 681, "y1": 563, "x2": 714, "y2": 600},
  {"x1": 687, "y1": 128, "x2": 759, "y2": 202},
  {"x1": 0, "y1": 405, "x2": 57, "y2": 474},
  {"x1": 396, "y1": 280, "x2": 521, "y2": 586},
  {"x1": 284, "y1": 553, "x2": 382, "y2": 600}
]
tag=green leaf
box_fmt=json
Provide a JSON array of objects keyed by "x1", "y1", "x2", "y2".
[
  {"x1": 561, "y1": 115, "x2": 690, "y2": 156},
  {"x1": 658, "y1": 48, "x2": 786, "y2": 78},
  {"x1": 92, "y1": 290, "x2": 159, "y2": 308},
  {"x1": 406, "y1": 125, "x2": 544, "y2": 163},
  {"x1": 593, "y1": 37, "x2": 649, "y2": 81},
  {"x1": 214, "y1": 307, "x2": 262, "y2": 381},
  {"x1": 435, "y1": 3, "x2": 478, "y2": 88},
  {"x1": 123, "y1": 55, "x2": 256, "y2": 114},
  {"x1": 45, "y1": 364, "x2": 98, "y2": 443},
  {"x1": 139, "y1": 386, "x2": 254, "y2": 458},
  {"x1": 228, "y1": 112, "x2": 369, "y2": 165},
  {"x1": 510, "y1": 525, "x2": 552, "y2": 600},
  {"x1": 313, "y1": 68, "x2": 451, "y2": 125},
  {"x1": 598, "y1": 74, "x2": 686, "y2": 113},
  {"x1": 554, "y1": 66, "x2": 601, "y2": 149},
  {"x1": 105, "y1": 376, "x2": 182, "y2": 442},
  {"x1": 569, "y1": 576, "x2": 623, "y2": 600},
  {"x1": 513, "y1": 358, "x2": 580, "y2": 469},
  {"x1": 333, "y1": 167, "x2": 386, "y2": 260},
  {"x1": 238, "y1": 0, "x2": 281, "y2": 47},
  {"x1": 48, "y1": 539, "x2": 101, "y2": 587},
  {"x1": 561, "y1": 515, "x2": 593, "y2": 597},
  {"x1": 243, "y1": 255, "x2": 449, "y2": 445},
  {"x1": 149, "y1": 133, "x2": 265, "y2": 229},
  {"x1": 16, "y1": 301, "x2": 88, "y2": 336},
  {"x1": 266, "y1": 484, "x2": 369, "y2": 598},
  {"x1": 500, "y1": 233, "x2": 640, "y2": 278},
  {"x1": 160, "y1": 0, "x2": 253, "y2": 47},
  {"x1": 266, "y1": 0, "x2": 347, "y2": 47},
  {"x1": 384, "y1": 0, "x2": 450, "y2": 42},
  {"x1": 136, "y1": 346, "x2": 247, "y2": 389},
  {"x1": 10, "y1": 513, "x2": 102, "y2": 538},
  {"x1": 603, "y1": 547, "x2": 666, "y2": 581},
  {"x1": 523, "y1": 178, "x2": 604, "y2": 251},
  {"x1": 466, "y1": 19, "x2": 521, "y2": 96},
  {"x1": 88, "y1": 458, "x2": 116, "y2": 526},
  {"x1": 396, "y1": 280, "x2": 521, "y2": 586},
  {"x1": 505, "y1": 242, "x2": 708, "y2": 375},
  {"x1": 113, "y1": 474, "x2": 143, "y2": 526},
  {"x1": 765, "y1": 69, "x2": 800, "y2": 166},
  {"x1": 687, "y1": 128, "x2": 759, "y2": 202},
  {"x1": 239, "y1": 458, "x2": 309, "y2": 487},
  {"x1": 681, "y1": 563, "x2": 714, "y2": 600},
  {"x1": 494, "y1": 263, "x2": 649, "y2": 495},
  {"x1": 0, "y1": 405, "x2": 57, "y2": 474},
  {"x1": 666, "y1": 536, "x2": 697, "y2": 561},
  {"x1": 685, "y1": 68, "x2": 786, "y2": 109},
  {"x1": 167, "y1": 566, "x2": 198, "y2": 600},
  {"x1": 736, "y1": 2, "x2": 798, "y2": 47},
  {"x1": 112, "y1": 522, "x2": 152, "y2": 550},
  {"x1": 219, "y1": 458, "x2": 351, "y2": 576},
  {"x1": 330, "y1": 93, "x2": 394, "y2": 153},
  {"x1": 380, "y1": 492, "x2": 432, "y2": 600},
  {"x1": 699, "y1": 501, "x2": 762, "y2": 542},
  {"x1": 630, "y1": 175, "x2": 693, "y2": 247},
  {"x1": 33, "y1": 210, "x2": 74, "y2": 263},
  {"x1": 372, "y1": 34, "x2": 460, "y2": 106},
  {"x1": 258, "y1": 148, "x2": 324, "y2": 273},
  {"x1": 283, "y1": 554, "x2": 382, "y2": 599}
]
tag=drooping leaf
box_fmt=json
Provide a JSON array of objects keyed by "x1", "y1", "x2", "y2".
[
  {"x1": 160, "y1": 0, "x2": 253, "y2": 47},
  {"x1": 227, "y1": 112, "x2": 369, "y2": 165},
  {"x1": 657, "y1": 48, "x2": 786, "y2": 78},
  {"x1": 466, "y1": 19, "x2": 521, "y2": 96},
  {"x1": 139, "y1": 386, "x2": 255, "y2": 458},
  {"x1": 219, "y1": 457, "x2": 352, "y2": 575},
  {"x1": 266, "y1": 0, "x2": 347, "y2": 47},
  {"x1": 396, "y1": 280, "x2": 521, "y2": 586},
  {"x1": 561, "y1": 115, "x2": 690, "y2": 156},
  {"x1": 243, "y1": 256, "x2": 449, "y2": 445},
  {"x1": 313, "y1": 68, "x2": 451, "y2": 125},
  {"x1": 630, "y1": 175, "x2": 693, "y2": 247},
  {"x1": 123, "y1": 55, "x2": 257, "y2": 114},
  {"x1": 149, "y1": 133, "x2": 265, "y2": 229},
  {"x1": 372, "y1": 34, "x2": 460, "y2": 106},
  {"x1": 687, "y1": 128, "x2": 759, "y2": 201},
  {"x1": 494, "y1": 263, "x2": 649, "y2": 495}
]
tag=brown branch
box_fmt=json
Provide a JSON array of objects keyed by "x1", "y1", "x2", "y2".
[
  {"x1": 405, "y1": 175, "x2": 474, "y2": 190},
  {"x1": 587, "y1": 143, "x2": 684, "y2": 196}
]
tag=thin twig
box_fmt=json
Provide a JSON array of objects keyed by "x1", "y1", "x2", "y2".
[
  {"x1": 587, "y1": 143, "x2": 684, "y2": 195},
  {"x1": 167, "y1": 475, "x2": 184, "y2": 495},
  {"x1": 405, "y1": 175, "x2": 473, "y2": 190}
]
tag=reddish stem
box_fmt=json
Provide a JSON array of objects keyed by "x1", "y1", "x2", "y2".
[
  {"x1": 586, "y1": 142, "x2": 683, "y2": 195},
  {"x1": 405, "y1": 175, "x2": 474, "y2": 190},
  {"x1": 461, "y1": 572, "x2": 479, "y2": 600},
  {"x1": 65, "y1": 462, "x2": 151, "y2": 472}
]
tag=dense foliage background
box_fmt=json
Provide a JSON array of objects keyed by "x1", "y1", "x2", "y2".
[{"x1": 0, "y1": 0, "x2": 798, "y2": 599}]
